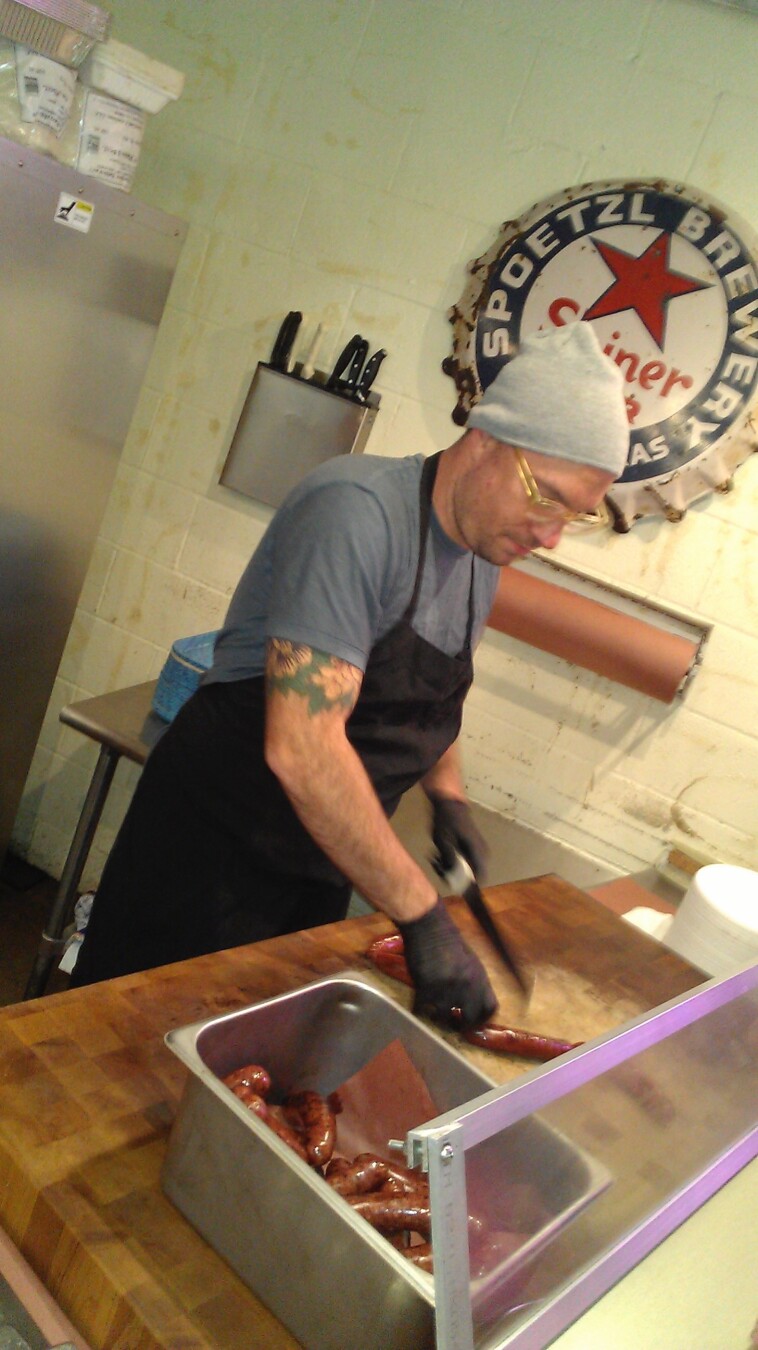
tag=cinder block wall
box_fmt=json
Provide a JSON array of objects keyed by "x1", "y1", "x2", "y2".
[{"x1": 15, "y1": 0, "x2": 758, "y2": 887}]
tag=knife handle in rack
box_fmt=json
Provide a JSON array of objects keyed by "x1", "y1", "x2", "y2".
[{"x1": 299, "y1": 323, "x2": 325, "y2": 381}]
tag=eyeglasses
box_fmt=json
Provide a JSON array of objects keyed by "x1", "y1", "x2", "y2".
[{"x1": 513, "y1": 448, "x2": 610, "y2": 530}]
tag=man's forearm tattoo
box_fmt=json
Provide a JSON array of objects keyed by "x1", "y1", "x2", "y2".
[{"x1": 266, "y1": 639, "x2": 360, "y2": 716}]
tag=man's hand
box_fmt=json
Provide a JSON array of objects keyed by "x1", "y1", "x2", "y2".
[
  {"x1": 428, "y1": 793, "x2": 489, "y2": 881},
  {"x1": 398, "y1": 900, "x2": 497, "y2": 1030}
]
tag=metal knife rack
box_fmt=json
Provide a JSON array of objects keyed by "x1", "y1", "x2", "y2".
[{"x1": 220, "y1": 363, "x2": 380, "y2": 510}]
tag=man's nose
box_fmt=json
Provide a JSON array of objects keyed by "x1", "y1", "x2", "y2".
[{"x1": 532, "y1": 519, "x2": 564, "y2": 549}]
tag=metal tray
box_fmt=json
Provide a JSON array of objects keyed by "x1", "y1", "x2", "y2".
[{"x1": 162, "y1": 975, "x2": 608, "y2": 1350}]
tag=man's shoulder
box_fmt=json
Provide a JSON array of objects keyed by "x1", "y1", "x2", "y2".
[{"x1": 287, "y1": 452, "x2": 425, "y2": 509}]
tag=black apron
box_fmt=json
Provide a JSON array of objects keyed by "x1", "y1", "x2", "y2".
[{"x1": 71, "y1": 453, "x2": 476, "y2": 985}]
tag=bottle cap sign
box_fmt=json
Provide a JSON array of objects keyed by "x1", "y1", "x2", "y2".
[{"x1": 445, "y1": 180, "x2": 758, "y2": 530}]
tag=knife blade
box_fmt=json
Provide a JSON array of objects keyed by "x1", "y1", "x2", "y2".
[
  {"x1": 438, "y1": 850, "x2": 532, "y2": 998},
  {"x1": 269, "y1": 310, "x2": 302, "y2": 372}
]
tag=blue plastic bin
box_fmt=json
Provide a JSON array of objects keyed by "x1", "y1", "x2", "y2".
[{"x1": 152, "y1": 631, "x2": 219, "y2": 722}]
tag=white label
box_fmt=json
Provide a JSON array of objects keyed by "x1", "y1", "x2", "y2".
[
  {"x1": 54, "y1": 193, "x2": 94, "y2": 233},
  {"x1": 76, "y1": 89, "x2": 146, "y2": 192},
  {"x1": 14, "y1": 44, "x2": 77, "y2": 137}
]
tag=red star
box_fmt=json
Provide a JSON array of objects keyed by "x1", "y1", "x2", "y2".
[{"x1": 583, "y1": 232, "x2": 709, "y2": 349}]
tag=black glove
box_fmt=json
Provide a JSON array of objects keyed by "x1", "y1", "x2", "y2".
[
  {"x1": 428, "y1": 793, "x2": 489, "y2": 882},
  {"x1": 398, "y1": 900, "x2": 497, "y2": 1030}
]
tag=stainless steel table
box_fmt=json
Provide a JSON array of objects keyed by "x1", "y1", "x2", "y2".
[{"x1": 23, "y1": 681, "x2": 164, "y2": 999}]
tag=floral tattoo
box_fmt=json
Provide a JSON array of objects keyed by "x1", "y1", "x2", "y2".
[{"x1": 266, "y1": 639, "x2": 360, "y2": 716}]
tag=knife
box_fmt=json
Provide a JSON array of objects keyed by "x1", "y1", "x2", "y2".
[
  {"x1": 298, "y1": 322, "x2": 326, "y2": 382},
  {"x1": 269, "y1": 310, "x2": 302, "y2": 372},
  {"x1": 342, "y1": 337, "x2": 369, "y2": 397},
  {"x1": 436, "y1": 850, "x2": 532, "y2": 998},
  {"x1": 325, "y1": 333, "x2": 365, "y2": 391},
  {"x1": 355, "y1": 347, "x2": 386, "y2": 403}
]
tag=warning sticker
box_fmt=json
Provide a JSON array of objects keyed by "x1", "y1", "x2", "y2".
[{"x1": 54, "y1": 193, "x2": 94, "y2": 233}]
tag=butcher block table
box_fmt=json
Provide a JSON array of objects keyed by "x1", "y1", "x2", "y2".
[{"x1": 0, "y1": 877, "x2": 703, "y2": 1350}]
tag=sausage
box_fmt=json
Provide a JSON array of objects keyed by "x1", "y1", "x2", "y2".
[
  {"x1": 367, "y1": 933, "x2": 405, "y2": 957},
  {"x1": 354, "y1": 1153, "x2": 429, "y2": 1197},
  {"x1": 265, "y1": 1104, "x2": 311, "y2": 1163},
  {"x1": 325, "y1": 1155, "x2": 389, "y2": 1196},
  {"x1": 283, "y1": 1089, "x2": 337, "y2": 1167},
  {"x1": 228, "y1": 1083, "x2": 269, "y2": 1118},
  {"x1": 349, "y1": 1193, "x2": 485, "y2": 1246},
  {"x1": 280, "y1": 1100, "x2": 308, "y2": 1138},
  {"x1": 366, "y1": 934, "x2": 579, "y2": 1061},
  {"x1": 224, "y1": 1075, "x2": 309, "y2": 1160},
  {"x1": 222, "y1": 1063, "x2": 272, "y2": 1097},
  {"x1": 403, "y1": 1242, "x2": 434, "y2": 1273},
  {"x1": 365, "y1": 935, "x2": 413, "y2": 987},
  {"x1": 348, "y1": 1194, "x2": 432, "y2": 1238},
  {"x1": 324, "y1": 1156, "x2": 351, "y2": 1180},
  {"x1": 463, "y1": 1024, "x2": 580, "y2": 1061}
]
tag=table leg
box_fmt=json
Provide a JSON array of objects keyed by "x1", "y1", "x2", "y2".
[{"x1": 23, "y1": 746, "x2": 120, "y2": 999}]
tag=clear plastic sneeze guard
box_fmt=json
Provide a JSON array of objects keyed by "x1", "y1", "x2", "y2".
[{"x1": 407, "y1": 961, "x2": 758, "y2": 1350}]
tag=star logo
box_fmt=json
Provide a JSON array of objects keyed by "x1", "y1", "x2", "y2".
[{"x1": 583, "y1": 231, "x2": 710, "y2": 349}]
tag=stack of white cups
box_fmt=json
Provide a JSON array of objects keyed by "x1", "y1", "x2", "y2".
[{"x1": 663, "y1": 864, "x2": 758, "y2": 976}]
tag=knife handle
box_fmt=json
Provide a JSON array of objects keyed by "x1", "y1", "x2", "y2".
[
  {"x1": 438, "y1": 852, "x2": 476, "y2": 896},
  {"x1": 343, "y1": 338, "x2": 369, "y2": 393},
  {"x1": 299, "y1": 322, "x2": 325, "y2": 381},
  {"x1": 325, "y1": 333, "x2": 363, "y2": 390},
  {"x1": 270, "y1": 310, "x2": 302, "y2": 372},
  {"x1": 355, "y1": 348, "x2": 386, "y2": 402}
]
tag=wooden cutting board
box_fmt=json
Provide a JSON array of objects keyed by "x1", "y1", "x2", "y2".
[
  {"x1": 359, "y1": 875, "x2": 700, "y2": 1085},
  {"x1": 0, "y1": 875, "x2": 702, "y2": 1350}
]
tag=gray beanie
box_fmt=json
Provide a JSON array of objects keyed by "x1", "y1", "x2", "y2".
[{"x1": 468, "y1": 323, "x2": 629, "y2": 477}]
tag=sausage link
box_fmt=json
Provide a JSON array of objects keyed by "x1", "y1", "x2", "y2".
[
  {"x1": 366, "y1": 933, "x2": 405, "y2": 956},
  {"x1": 365, "y1": 935, "x2": 412, "y2": 987},
  {"x1": 371, "y1": 1184, "x2": 431, "y2": 1214},
  {"x1": 464, "y1": 1024, "x2": 579, "y2": 1061},
  {"x1": 229, "y1": 1083, "x2": 269, "y2": 1118},
  {"x1": 283, "y1": 1089, "x2": 337, "y2": 1167},
  {"x1": 324, "y1": 1156, "x2": 351, "y2": 1180},
  {"x1": 222, "y1": 1064, "x2": 272, "y2": 1097},
  {"x1": 354, "y1": 1153, "x2": 429, "y2": 1197},
  {"x1": 349, "y1": 1194, "x2": 483, "y2": 1246},
  {"x1": 325, "y1": 1155, "x2": 389, "y2": 1196},
  {"x1": 403, "y1": 1242, "x2": 434, "y2": 1273},
  {"x1": 280, "y1": 1100, "x2": 308, "y2": 1138},
  {"x1": 265, "y1": 1104, "x2": 311, "y2": 1163},
  {"x1": 348, "y1": 1194, "x2": 432, "y2": 1238}
]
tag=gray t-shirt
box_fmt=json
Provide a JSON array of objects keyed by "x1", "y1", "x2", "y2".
[{"x1": 206, "y1": 453, "x2": 499, "y2": 683}]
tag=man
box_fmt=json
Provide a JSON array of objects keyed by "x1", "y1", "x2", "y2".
[{"x1": 71, "y1": 322, "x2": 629, "y2": 1029}]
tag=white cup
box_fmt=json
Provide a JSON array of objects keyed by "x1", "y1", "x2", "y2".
[{"x1": 664, "y1": 863, "x2": 758, "y2": 976}]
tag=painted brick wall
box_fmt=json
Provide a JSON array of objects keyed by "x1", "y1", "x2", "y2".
[{"x1": 14, "y1": 0, "x2": 758, "y2": 887}]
